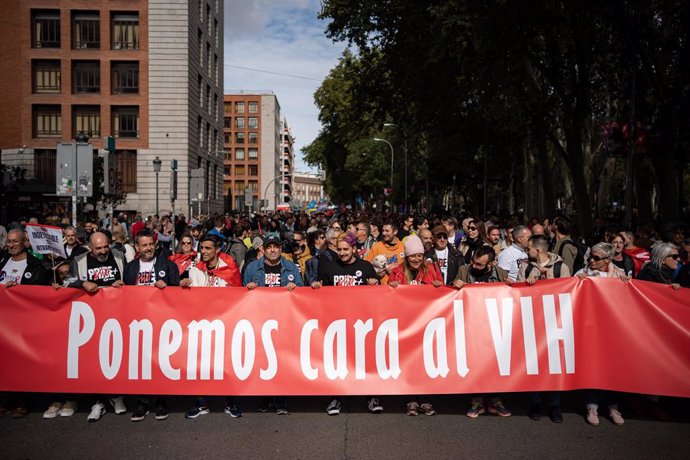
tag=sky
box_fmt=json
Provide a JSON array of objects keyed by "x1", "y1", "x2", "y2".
[{"x1": 223, "y1": 0, "x2": 346, "y2": 172}]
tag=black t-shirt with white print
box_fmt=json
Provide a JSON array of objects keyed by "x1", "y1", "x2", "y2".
[
  {"x1": 85, "y1": 253, "x2": 121, "y2": 286},
  {"x1": 264, "y1": 262, "x2": 282, "y2": 287},
  {"x1": 319, "y1": 257, "x2": 378, "y2": 286}
]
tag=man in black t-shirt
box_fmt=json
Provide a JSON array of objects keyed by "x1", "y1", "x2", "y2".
[
  {"x1": 314, "y1": 234, "x2": 378, "y2": 287},
  {"x1": 69, "y1": 232, "x2": 125, "y2": 293}
]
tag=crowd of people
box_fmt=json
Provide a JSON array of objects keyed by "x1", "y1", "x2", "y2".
[{"x1": 0, "y1": 208, "x2": 688, "y2": 425}]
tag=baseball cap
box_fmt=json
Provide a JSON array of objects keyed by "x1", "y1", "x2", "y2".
[
  {"x1": 431, "y1": 225, "x2": 448, "y2": 236},
  {"x1": 263, "y1": 235, "x2": 282, "y2": 247}
]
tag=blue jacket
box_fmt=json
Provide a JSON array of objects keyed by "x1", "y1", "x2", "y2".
[{"x1": 243, "y1": 257, "x2": 304, "y2": 287}]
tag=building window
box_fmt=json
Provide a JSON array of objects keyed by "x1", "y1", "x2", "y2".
[
  {"x1": 248, "y1": 148, "x2": 258, "y2": 159},
  {"x1": 206, "y1": 42, "x2": 211, "y2": 74},
  {"x1": 197, "y1": 115, "x2": 203, "y2": 147},
  {"x1": 32, "y1": 105, "x2": 61, "y2": 138},
  {"x1": 213, "y1": 165, "x2": 217, "y2": 199},
  {"x1": 224, "y1": 117, "x2": 231, "y2": 129},
  {"x1": 31, "y1": 10, "x2": 60, "y2": 48},
  {"x1": 73, "y1": 105, "x2": 100, "y2": 138},
  {"x1": 235, "y1": 132, "x2": 245, "y2": 144},
  {"x1": 34, "y1": 149, "x2": 57, "y2": 186},
  {"x1": 214, "y1": 54, "x2": 218, "y2": 84},
  {"x1": 224, "y1": 133, "x2": 230, "y2": 144},
  {"x1": 111, "y1": 61, "x2": 138, "y2": 94},
  {"x1": 111, "y1": 13, "x2": 139, "y2": 50},
  {"x1": 112, "y1": 106, "x2": 139, "y2": 138},
  {"x1": 248, "y1": 165, "x2": 258, "y2": 176},
  {"x1": 206, "y1": 84, "x2": 211, "y2": 114},
  {"x1": 32, "y1": 60, "x2": 61, "y2": 93},
  {"x1": 206, "y1": 4, "x2": 211, "y2": 31},
  {"x1": 224, "y1": 149, "x2": 231, "y2": 160},
  {"x1": 248, "y1": 132, "x2": 258, "y2": 144},
  {"x1": 223, "y1": 166, "x2": 230, "y2": 176},
  {"x1": 72, "y1": 12, "x2": 100, "y2": 49},
  {"x1": 235, "y1": 165, "x2": 245, "y2": 176},
  {"x1": 248, "y1": 101, "x2": 258, "y2": 113},
  {"x1": 235, "y1": 102, "x2": 245, "y2": 113},
  {"x1": 248, "y1": 117, "x2": 258, "y2": 129},
  {"x1": 198, "y1": 29, "x2": 203, "y2": 66},
  {"x1": 234, "y1": 181, "x2": 245, "y2": 191},
  {"x1": 198, "y1": 75, "x2": 203, "y2": 107},
  {"x1": 235, "y1": 148, "x2": 245, "y2": 160},
  {"x1": 206, "y1": 122, "x2": 211, "y2": 149},
  {"x1": 235, "y1": 117, "x2": 245, "y2": 129},
  {"x1": 72, "y1": 61, "x2": 100, "y2": 94},
  {"x1": 248, "y1": 180, "x2": 258, "y2": 190},
  {"x1": 116, "y1": 150, "x2": 137, "y2": 192},
  {"x1": 214, "y1": 94, "x2": 218, "y2": 121}
]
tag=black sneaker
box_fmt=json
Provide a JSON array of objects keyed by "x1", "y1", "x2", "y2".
[
  {"x1": 549, "y1": 406, "x2": 563, "y2": 423},
  {"x1": 529, "y1": 403, "x2": 541, "y2": 421},
  {"x1": 154, "y1": 399, "x2": 168, "y2": 421},
  {"x1": 275, "y1": 398, "x2": 288, "y2": 415},
  {"x1": 257, "y1": 397, "x2": 274, "y2": 413},
  {"x1": 224, "y1": 399, "x2": 243, "y2": 418},
  {"x1": 326, "y1": 398, "x2": 341, "y2": 415},
  {"x1": 130, "y1": 403, "x2": 149, "y2": 422}
]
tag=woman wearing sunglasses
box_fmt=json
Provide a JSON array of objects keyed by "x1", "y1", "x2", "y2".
[
  {"x1": 169, "y1": 232, "x2": 199, "y2": 278},
  {"x1": 636, "y1": 243, "x2": 681, "y2": 289},
  {"x1": 575, "y1": 242, "x2": 627, "y2": 426},
  {"x1": 459, "y1": 220, "x2": 492, "y2": 261}
]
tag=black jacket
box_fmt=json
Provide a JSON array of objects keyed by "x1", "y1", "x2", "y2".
[
  {"x1": 123, "y1": 257, "x2": 180, "y2": 286},
  {"x1": 637, "y1": 262, "x2": 675, "y2": 284},
  {"x1": 64, "y1": 243, "x2": 88, "y2": 260},
  {"x1": 0, "y1": 251, "x2": 51, "y2": 286},
  {"x1": 425, "y1": 245, "x2": 465, "y2": 285}
]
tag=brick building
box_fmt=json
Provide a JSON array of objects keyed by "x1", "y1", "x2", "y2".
[{"x1": 0, "y1": 0, "x2": 225, "y2": 220}]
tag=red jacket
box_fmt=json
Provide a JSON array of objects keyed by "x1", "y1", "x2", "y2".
[{"x1": 388, "y1": 261, "x2": 443, "y2": 285}]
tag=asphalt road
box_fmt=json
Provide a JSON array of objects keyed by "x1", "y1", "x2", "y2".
[{"x1": 1, "y1": 394, "x2": 688, "y2": 459}]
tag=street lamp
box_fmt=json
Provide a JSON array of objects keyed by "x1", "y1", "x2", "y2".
[
  {"x1": 153, "y1": 156, "x2": 162, "y2": 216},
  {"x1": 383, "y1": 123, "x2": 408, "y2": 211},
  {"x1": 373, "y1": 137, "x2": 394, "y2": 209},
  {"x1": 73, "y1": 132, "x2": 89, "y2": 227}
]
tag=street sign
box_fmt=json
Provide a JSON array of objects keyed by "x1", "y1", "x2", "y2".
[{"x1": 56, "y1": 143, "x2": 76, "y2": 196}]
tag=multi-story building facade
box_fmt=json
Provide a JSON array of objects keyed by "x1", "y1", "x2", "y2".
[
  {"x1": 223, "y1": 91, "x2": 284, "y2": 211},
  {"x1": 279, "y1": 117, "x2": 294, "y2": 206},
  {"x1": 292, "y1": 171, "x2": 325, "y2": 207},
  {"x1": 0, "y1": 0, "x2": 224, "y2": 220}
]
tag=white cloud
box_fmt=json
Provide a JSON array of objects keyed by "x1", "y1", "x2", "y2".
[{"x1": 223, "y1": 0, "x2": 345, "y2": 171}]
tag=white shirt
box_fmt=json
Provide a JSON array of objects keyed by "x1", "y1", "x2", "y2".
[
  {"x1": 498, "y1": 244, "x2": 529, "y2": 281},
  {"x1": 188, "y1": 258, "x2": 229, "y2": 287},
  {"x1": 435, "y1": 247, "x2": 449, "y2": 283},
  {"x1": 136, "y1": 258, "x2": 156, "y2": 286},
  {"x1": 0, "y1": 258, "x2": 28, "y2": 285}
]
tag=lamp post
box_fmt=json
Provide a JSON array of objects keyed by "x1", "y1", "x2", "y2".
[
  {"x1": 73, "y1": 132, "x2": 89, "y2": 227},
  {"x1": 153, "y1": 156, "x2": 162, "y2": 216},
  {"x1": 263, "y1": 174, "x2": 291, "y2": 212},
  {"x1": 383, "y1": 123, "x2": 408, "y2": 211},
  {"x1": 373, "y1": 137, "x2": 394, "y2": 210}
]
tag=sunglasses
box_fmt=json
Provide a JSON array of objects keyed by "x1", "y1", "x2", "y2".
[
  {"x1": 589, "y1": 255, "x2": 608, "y2": 262},
  {"x1": 435, "y1": 234, "x2": 448, "y2": 239},
  {"x1": 468, "y1": 226, "x2": 477, "y2": 231},
  {"x1": 667, "y1": 254, "x2": 680, "y2": 260}
]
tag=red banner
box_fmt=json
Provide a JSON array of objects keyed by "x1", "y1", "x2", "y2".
[{"x1": 0, "y1": 279, "x2": 688, "y2": 396}]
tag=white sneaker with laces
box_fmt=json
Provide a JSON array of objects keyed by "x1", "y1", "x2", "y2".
[
  {"x1": 43, "y1": 402, "x2": 63, "y2": 419},
  {"x1": 110, "y1": 397, "x2": 127, "y2": 414},
  {"x1": 586, "y1": 407, "x2": 600, "y2": 426},
  {"x1": 88, "y1": 403, "x2": 105, "y2": 423},
  {"x1": 60, "y1": 400, "x2": 77, "y2": 417},
  {"x1": 609, "y1": 407, "x2": 624, "y2": 426},
  {"x1": 367, "y1": 397, "x2": 383, "y2": 413}
]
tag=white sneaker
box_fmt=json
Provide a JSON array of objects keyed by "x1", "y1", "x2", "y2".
[
  {"x1": 88, "y1": 403, "x2": 105, "y2": 423},
  {"x1": 43, "y1": 402, "x2": 63, "y2": 419},
  {"x1": 60, "y1": 400, "x2": 77, "y2": 417},
  {"x1": 367, "y1": 397, "x2": 383, "y2": 413},
  {"x1": 110, "y1": 397, "x2": 127, "y2": 414}
]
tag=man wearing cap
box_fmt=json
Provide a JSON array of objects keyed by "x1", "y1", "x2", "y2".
[
  {"x1": 243, "y1": 235, "x2": 303, "y2": 290},
  {"x1": 425, "y1": 225, "x2": 465, "y2": 285}
]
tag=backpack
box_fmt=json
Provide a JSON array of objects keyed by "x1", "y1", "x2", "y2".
[
  {"x1": 525, "y1": 261, "x2": 563, "y2": 279},
  {"x1": 558, "y1": 240, "x2": 587, "y2": 273}
]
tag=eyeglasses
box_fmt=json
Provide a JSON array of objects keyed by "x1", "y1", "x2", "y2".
[
  {"x1": 435, "y1": 234, "x2": 448, "y2": 239},
  {"x1": 182, "y1": 241, "x2": 192, "y2": 245},
  {"x1": 468, "y1": 226, "x2": 478, "y2": 231},
  {"x1": 589, "y1": 255, "x2": 608, "y2": 262},
  {"x1": 666, "y1": 254, "x2": 680, "y2": 260}
]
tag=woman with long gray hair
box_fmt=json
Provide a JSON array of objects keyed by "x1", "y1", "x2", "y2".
[{"x1": 637, "y1": 242, "x2": 681, "y2": 289}]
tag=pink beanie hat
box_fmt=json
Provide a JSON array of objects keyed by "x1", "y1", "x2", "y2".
[{"x1": 404, "y1": 235, "x2": 425, "y2": 256}]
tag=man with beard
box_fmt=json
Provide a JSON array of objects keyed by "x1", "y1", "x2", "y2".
[
  {"x1": 182, "y1": 233, "x2": 242, "y2": 419},
  {"x1": 365, "y1": 221, "x2": 405, "y2": 284},
  {"x1": 425, "y1": 225, "x2": 464, "y2": 285},
  {"x1": 418, "y1": 228, "x2": 434, "y2": 254},
  {"x1": 123, "y1": 229, "x2": 180, "y2": 422},
  {"x1": 452, "y1": 245, "x2": 512, "y2": 418},
  {"x1": 68, "y1": 232, "x2": 126, "y2": 422},
  {"x1": 313, "y1": 232, "x2": 381, "y2": 416},
  {"x1": 63, "y1": 226, "x2": 88, "y2": 260},
  {"x1": 517, "y1": 234, "x2": 570, "y2": 423}
]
